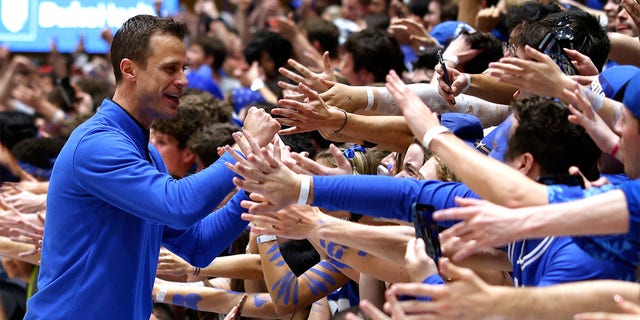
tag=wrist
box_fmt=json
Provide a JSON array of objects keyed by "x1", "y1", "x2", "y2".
[
  {"x1": 257, "y1": 234, "x2": 278, "y2": 244},
  {"x1": 250, "y1": 78, "x2": 265, "y2": 91},
  {"x1": 422, "y1": 125, "x2": 451, "y2": 150},
  {"x1": 442, "y1": 52, "x2": 459, "y2": 67}
]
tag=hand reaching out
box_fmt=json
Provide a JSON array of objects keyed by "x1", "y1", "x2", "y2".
[
  {"x1": 404, "y1": 238, "x2": 439, "y2": 283},
  {"x1": 278, "y1": 53, "x2": 336, "y2": 93}
]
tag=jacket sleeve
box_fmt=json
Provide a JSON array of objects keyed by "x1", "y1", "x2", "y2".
[{"x1": 73, "y1": 129, "x2": 238, "y2": 229}]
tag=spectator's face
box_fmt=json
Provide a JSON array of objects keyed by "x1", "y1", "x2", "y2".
[
  {"x1": 187, "y1": 44, "x2": 206, "y2": 70},
  {"x1": 395, "y1": 143, "x2": 426, "y2": 179},
  {"x1": 603, "y1": 0, "x2": 621, "y2": 31},
  {"x1": 340, "y1": 52, "x2": 360, "y2": 85},
  {"x1": 423, "y1": 1, "x2": 441, "y2": 30},
  {"x1": 134, "y1": 34, "x2": 188, "y2": 120},
  {"x1": 369, "y1": 0, "x2": 388, "y2": 14},
  {"x1": 342, "y1": 0, "x2": 362, "y2": 21},
  {"x1": 614, "y1": 107, "x2": 640, "y2": 178},
  {"x1": 616, "y1": 8, "x2": 639, "y2": 37},
  {"x1": 150, "y1": 130, "x2": 194, "y2": 178}
]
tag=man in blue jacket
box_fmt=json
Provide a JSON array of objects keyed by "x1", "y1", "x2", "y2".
[{"x1": 25, "y1": 15, "x2": 279, "y2": 319}]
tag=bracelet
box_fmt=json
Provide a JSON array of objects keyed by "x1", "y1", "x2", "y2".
[
  {"x1": 297, "y1": 174, "x2": 311, "y2": 205},
  {"x1": 333, "y1": 109, "x2": 348, "y2": 133},
  {"x1": 365, "y1": 87, "x2": 374, "y2": 110},
  {"x1": 421, "y1": 125, "x2": 451, "y2": 150},
  {"x1": 155, "y1": 286, "x2": 167, "y2": 303},
  {"x1": 257, "y1": 234, "x2": 278, "y2": 244},
  {"x1": 193, "y1": 267, "x2": 201, "y2": 276},
  {"x1": 460, "y1": 73, "x2": 471, "y2": 94},
  {"x1": 610, "y1": 142, "x2": 619, "y2": 157}
]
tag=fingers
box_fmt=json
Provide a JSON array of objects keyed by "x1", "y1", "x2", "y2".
[{"x1": 329, "y1": 144, "x2": 352, "y2": 173}]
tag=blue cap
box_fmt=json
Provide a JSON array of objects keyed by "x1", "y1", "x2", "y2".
[
  {"x1": 429, "y1": 21, "x2": 475, "y2": 47},
  {"x1": 479, "y1": 115, "x2": 514, "y2": 162},
  {"x1": 590, "y1": 65, "x2": 640, "y2": 100},
  {"x1": 622, "y1": 74, "x2": 640, "y2": 120},
  {"x1": 440, "y1": 113, "x2": 484, "y2": 148}
]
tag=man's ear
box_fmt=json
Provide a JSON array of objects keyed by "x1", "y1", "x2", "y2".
[
  {"x1": 120, "y1": 58, "x2": 137, "y2": 82},
  {"x1": 514, "y1": 152, "x2": 535, "y2": 176}
]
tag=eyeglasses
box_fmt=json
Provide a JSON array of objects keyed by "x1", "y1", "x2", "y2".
[{"x1": 502, "y1": 42, "x2": 517, "y2": 57}]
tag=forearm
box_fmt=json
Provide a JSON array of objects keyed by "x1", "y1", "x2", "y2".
[
  {"x1": 597, "y1": 98, "x2": 623, "y2": 129},
  {"x1": 154, "y1": 283, "x2": 280, "y2": 318},
  {"x1": 312, "y1": 224, "x2": 412, "y2": 283},
  {"x1": 0, "y1": 236, "x2": 40, "y2": 265},
  {"x1": 490, "y1": 280, "x2": 640, "y2": 319},
  {"x1": 457, "y1": 0, "x2": 481, "y2": 27},
  {"x1": 330, "y1": 112, "x2": 414, "y2": 153},
  {"x1": 373, "y1": 84, "x2": 509, "y2": 127},
  {"x1": 258, "y1": 240, "x2": 349, "y2": 314},
  {"x1": 607, "y1": 32, "x2": 640, "y2": 66},
  {"x1": 522, "y1": 190, "x2": 629, "y2": 238},
  {"x1": 203, "y1": 254, "x2": 264, "y2": 279},
  {"x1": 467, "y1": 73, "x2": 517, "y2": 105},
  {"x1": 429, "y1": 134, "x2": 549, "y2": 207}
]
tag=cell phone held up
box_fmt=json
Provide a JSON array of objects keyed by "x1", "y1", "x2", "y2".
[
  {"x1": 411, "y1": 203, "x2": 441, "y2": 265},
  {"x1": 536, "y1": 174, "x2": 585, "y2": 188},
  {"x1": 537, "y1": 33, "x2": 577, "y2": 76},
  {"x1": 437, "y1": 49, "x2": 456, "y2": 105}
]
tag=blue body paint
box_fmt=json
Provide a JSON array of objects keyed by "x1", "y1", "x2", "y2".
[
  {"x1": 357, "y1": 250, "x2": 367, "y2": 257},
  {"x1": 172, "y1": 294, "x2": 202, "y2": 310},
  {"x1": 254, "y1": 294, "x2": 268, "y2": 307}
]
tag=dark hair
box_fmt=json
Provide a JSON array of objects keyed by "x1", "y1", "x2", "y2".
[
  {"x1": 151, "y1": 89, "x2": 228, "y2": 149},
  {"x1": 520, "y1": 10, "x2": 610, "y2": 71},
  {"x1": 463, "y1": 31, "x2": 504, "y2": 74},
  {"x1": 300, "y1": 18, "x2": 340, "y2": 59},
  {"x1": 244, "y1": 31, "x2": 293, "y2": 70},
  {"x1": 505, "y1": 96, "x2": 601, "y2": 180},
  {"x1": 111, "y1": 14, "x2": 188, "y2": 83},
  {"x1": 505, "y1": 1, "x2": 563, "y2": 31},
  {"x1": 343, "y1": 29, "x2": 405, "y2": 83},
  {"x1": 439, "y1": 0, "x2": 459, "y2": 23},
  {"x1": 191, "y1": 35, "x2": 227, "y2": 70},
  {"x1": 12, "y1": 137, "x2": 66, "y2": 171},
  {"x1": 0, "y1": 111, "x2": 37, "y2": 149},
  {"x1": 187, "y1": 122, "x2": 240, "y2": 167}
]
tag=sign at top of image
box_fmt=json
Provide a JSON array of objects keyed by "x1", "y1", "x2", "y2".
[{"x1": 0, "y1": 0, "x2": 179, "y2": 53}]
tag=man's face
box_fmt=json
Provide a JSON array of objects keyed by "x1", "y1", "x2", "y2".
[
  {"x1": 603, "y1": 0, "x2": 621, "y2": 31},
  {"x1": 614, "y1": 107, "x2": 640, "y2": 179},
  {"x1": 423, "y1": 1, "x2": 442, "y2": 31},
  {"x1": 150, "y1": 130, "x2": 191, "y2": 178},
  {"x1": 616, "y1": 8, "x2": 639, "y2": 37},
  {"x1": 339, "y1": 52, "x2": 360, "y2": 85},
  {"x1": 341, "y1": 0, "x2": 362, "y2": 21},
  {"x1": 186, "y1": 44, "x2": 206, "y2": 70},
  {"x1": 134, "y1": 33, "x2": 188, "y2": 120},
  {"x1": 395, "y1": 143, "x2": 426, "y2": 179}
]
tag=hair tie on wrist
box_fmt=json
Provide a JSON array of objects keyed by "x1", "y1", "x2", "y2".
[{"x1": 333, "y1": 109, "x2": 348, "y2": 133}]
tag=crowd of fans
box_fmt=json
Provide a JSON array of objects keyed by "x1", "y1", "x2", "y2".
[{"x1": 1, "y1": 0, "x2": 640, "y2": 318}]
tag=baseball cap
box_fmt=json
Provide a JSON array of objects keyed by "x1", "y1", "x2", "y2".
[
  {"x1": 590, "y1": 65, "x2": 640, "y2": 100},
  {"x1": 440, "y1": 113, "x2": 484, "y2": 148}
]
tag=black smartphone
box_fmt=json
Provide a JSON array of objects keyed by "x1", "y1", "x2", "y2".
[
  {"x1": 537, "y1": 33, "x2": 577, "y2": 76},
  {"x1": 411, "y1": 203, "x2": 441, "y2": 265},
  {"x1": 437, "y1": 49, "x2": 456, "y2": 104},
  {"x1": 536, "y1": 174, "x2": 585, "y2": 188}
]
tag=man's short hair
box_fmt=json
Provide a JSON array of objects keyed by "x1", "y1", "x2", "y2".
[
  {"x1": 187, "y1": 122, "x2": 240, "y2": 167},
  {"x1": 505, "y1": 96, "x2": 601, "y2": 180},
  {"x1": 110, "y1": 14, "x2": 188, "y2": 83},
  {"x1": 520, "y1": 10, "x2": 610, "y2": 71},
  {"x1": 300, "y1": 18, "x2": 340, "y2": 59},
  {"x1": 343, "y1": 29, "x2": 405, "y2": 83},
  {"x1": 191, "y1": 35, "x2": 227, "y2": 70}
]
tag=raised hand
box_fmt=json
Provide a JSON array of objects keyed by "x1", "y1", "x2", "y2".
[
  {"x1": 156, "y1": 247, "x2": 194, "y2": 276},
  {"x1": 225, "y1": 130, "x2": 302, "y2": 213},
  {"x1": 278, "y1": 53, "x2": 336, "y2": 93},
  {"x1": 404, "y1": 238, "x2": 439, "y2": 283},
  {"x1": 273, "y1": 83, "x2": 344, "y2": 135},
  {"x1": 241, "y1": 204, "x2": 326, "y2": 239},
  {"x1": 386, "y1": 70, "x2": 440, "y2": 142},
  {"x1": 434, "y1": 197, "x2": 524, "y2": 261},
  {"x1": 242, "y1": 106, "x2": 281, "y2": 147}
]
